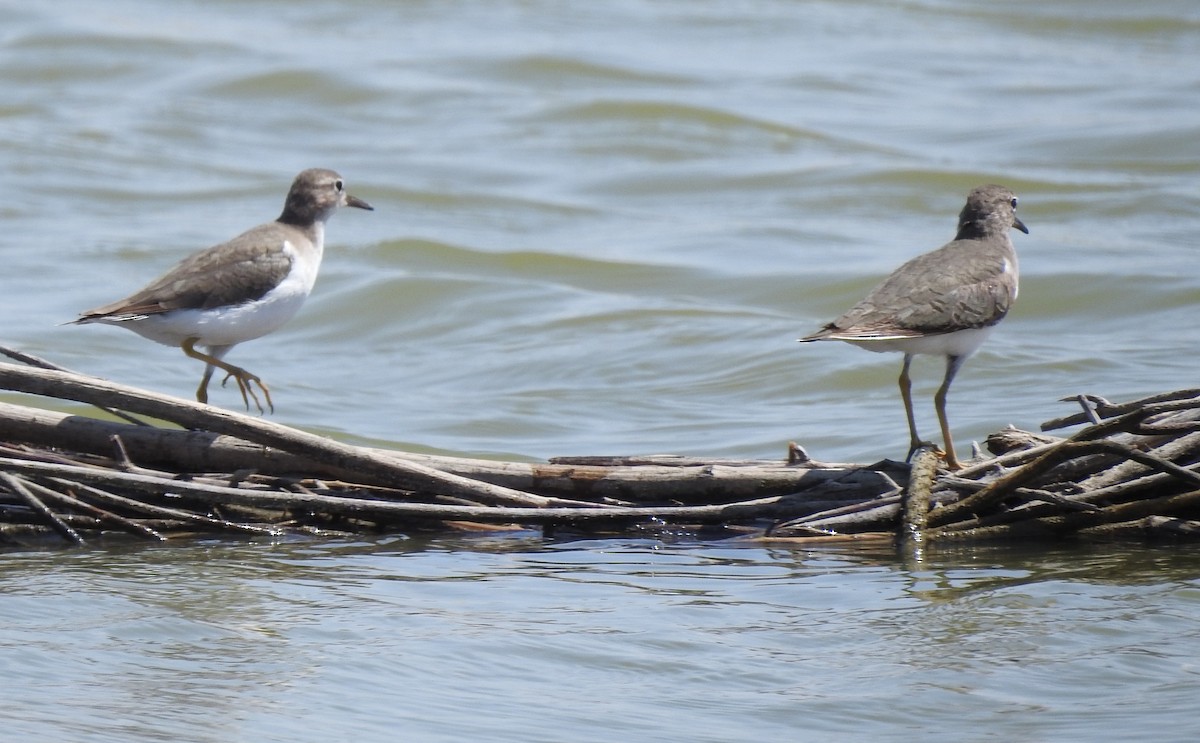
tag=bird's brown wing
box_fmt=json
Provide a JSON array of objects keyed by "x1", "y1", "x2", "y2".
[
  {"x1": 802, "y1": 237, "x2": 1016, "y2": 341},
  {"x1": 77, "y1": 224, "x2": 299, "y2": 321}
]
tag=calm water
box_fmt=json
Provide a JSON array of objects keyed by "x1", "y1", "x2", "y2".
[
  {"x1": 5, "y1": 537, "x2": 1200, "y2": 742},
  {"x1": 2, "y1": 1, "x2": 1200, "y2": 740}
]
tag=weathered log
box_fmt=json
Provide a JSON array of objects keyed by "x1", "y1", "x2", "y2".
[
  {"x1": 0, "y1": 400, "x2": 903, "y2": 506},
  {"x1": 0, "y1": 362, "x2": 587, "y2": 509},
  {"x1": 6, "y1": 343, "x2": 1200, "y2": 546},
  {"x1": 0, "y1": 456, "x2": 806, "y2": 525},
  {"x1": 899, "y1": 447, "x2": 939, "y2": 550}
]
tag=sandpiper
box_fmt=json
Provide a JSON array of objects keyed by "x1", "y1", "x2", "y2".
[
  {"x1": 799, "y1": 184, "x2": 1028, "y2": 469},
  {"x1": 73, "y1": 168, "x2": 373, "y2": 413}
]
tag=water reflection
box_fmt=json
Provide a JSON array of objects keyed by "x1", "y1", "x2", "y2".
[{"x1": 5, "y1": 534, "x2": 1200, "y2": 740}]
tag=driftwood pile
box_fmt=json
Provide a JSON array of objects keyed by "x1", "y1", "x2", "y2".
[{"x1": 2, "y1": 346, "x2": 1200, "y2": 549}]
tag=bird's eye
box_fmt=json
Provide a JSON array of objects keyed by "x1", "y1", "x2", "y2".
[
  {"x1": 335, "y1": 179, "x2": 344, "y2": 192},
  {"x1": 1011, "y1": 197, "x2": 1019, "y2": 209}
]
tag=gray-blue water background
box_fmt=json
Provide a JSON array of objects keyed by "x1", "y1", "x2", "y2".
[{"x1": 2, "y1": 2, "x2": 1199, "y2": 741}]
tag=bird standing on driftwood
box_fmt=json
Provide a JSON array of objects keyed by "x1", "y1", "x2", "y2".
[
  {"x1": 800, "y1": 184, "x2": 1028, "y2": 469},
  {"x1": 73, "y1": 169, "x2": 373, "y2": 413}
]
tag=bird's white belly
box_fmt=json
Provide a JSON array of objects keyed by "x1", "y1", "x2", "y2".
[
  {"x1": 846, "y1": 326, "x2": 996, "y2": 357},
  {"x1": 118, "y1": 272, "x2": 314, "y2": 349}
]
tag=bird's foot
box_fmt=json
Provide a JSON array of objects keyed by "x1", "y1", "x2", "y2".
[
  {"x1": 906, "y1": 439, "x2": 961, "y2": 469},
  {"x1": 906, "y1": 439, "x2": 938, "y2": 462},
  {"x1": 940, "y1": 449, "x2": 963, "y2": 471},
  {"x1": 220, "y1": 367, "x2": 274, "y2": 414}
]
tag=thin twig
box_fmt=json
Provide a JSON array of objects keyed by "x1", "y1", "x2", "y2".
[
  {"x1": 928, "y1": 487, "x2": 1200, "y2": 542},
  {"x1": 1041, "y1": 389, "x2": 1200, "y2": 431},
  {"x1": 931, "y1": 438, "x2": 1200, "y2": 529},
  {"x1": 53, "y1": 479, "x2": 278, "y2": 535},
  {"x1": 0, "y1": 472, "x2": 85, "y2": 545},
  {"x1": 22, "y1": 479, "x2": 164, "y2": 541}
]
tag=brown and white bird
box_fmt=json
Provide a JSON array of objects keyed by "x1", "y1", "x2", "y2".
[
  {"x1": 799, "y1": 184, "x2": 1028, "y2": 469},
  {"x1": 73, "y1": 168, "x2": 373, "y2": 413}
]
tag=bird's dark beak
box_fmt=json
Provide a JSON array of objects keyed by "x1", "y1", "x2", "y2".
[
  {"x1": 1013, "y1": 216, "x2": 1029, "y2": 234},
  {"x1": 347, "y1": 194, "x2": 374, "y2": 211}
]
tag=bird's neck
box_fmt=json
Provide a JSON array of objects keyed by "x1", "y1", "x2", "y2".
[
  {"x1": 277, "y1": 216, "x2": 326, "y2": 260},
  {"x1": 955, "y1": 223, "x2": 992, "y2": 241},
  {"x1": 307, "y1": 220, "x2": 326, "y2": 259}
]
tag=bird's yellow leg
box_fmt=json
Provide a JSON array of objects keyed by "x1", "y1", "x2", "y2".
[
  {"x1": 181, "y1": 338, "x2": 273, "y2": 414},
  {"x1": 933, "y1": 355, "x2": 965, "y2": 470},
  {"x1": 900, "y1": 354, "x2": 937, "y2": 461}
]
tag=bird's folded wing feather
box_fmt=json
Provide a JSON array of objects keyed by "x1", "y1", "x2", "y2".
[
  {"x1": 77, "y1": 225, "x2": 298, "y2": 320},
  {"x1": 803, "y1": 237, "x2": 1016, "y2": 340}
]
